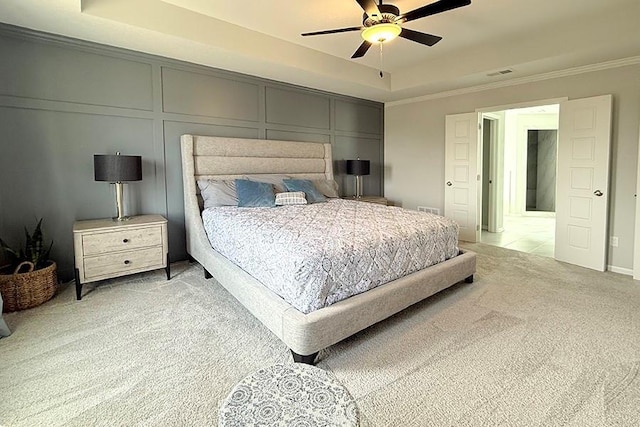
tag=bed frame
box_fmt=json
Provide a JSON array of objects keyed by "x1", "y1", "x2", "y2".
[{"x1": 181, "y1": 135, "x2": 476, "y2": 364}]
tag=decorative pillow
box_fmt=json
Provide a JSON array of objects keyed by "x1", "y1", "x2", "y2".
[
  {"x1": 197, "y1": 179, "x2": 238, "y2": 208},
  {"x1": 275, "y1": 191, "x2": 308, "y2": 206},
  {"x1": 244, "y1": 174, "x2": 290, "y2": 193},
  {"x1": 283, "y1": 179, "x2": 327, "y2": 203},
  {"x1": 235, "y1": 179, "x2": 275, "y2": 208},
  {"x1": 313, "y1": 179, "x2": 340, "y2": 198}
]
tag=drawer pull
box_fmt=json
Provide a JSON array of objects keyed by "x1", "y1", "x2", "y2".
[
  {"x1": 123, "y1": 239, "x2": 129, "y2": 243},
  {"x1": 124, "y1": 260, "x2": 131, "y2": 265}
]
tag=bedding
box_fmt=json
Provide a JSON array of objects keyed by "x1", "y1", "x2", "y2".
[
  {"x1": 283, "y1": 178, "x2": 327, "y2": 203},
  {"x1": 313, "y1": 179, "x2": 340, "y2": 198},
  {"x1": 275, "y1": 191, "x2": 307, "y2": 205},
  {"x1": 197, "y1": 179, "x2": 238, "y2": 208},
  {"x1": 235, "y1": 179, "x2": 276, "y2": 208},
  {"x1": 244, "y1": 174, "x2": 290, "y2": 193},
  {"x1": 202, "y1": 199, "x2": 459, "y2": 314},
  {"x1": 182, "y1": 134, "x2": 476, "y2": 363}
]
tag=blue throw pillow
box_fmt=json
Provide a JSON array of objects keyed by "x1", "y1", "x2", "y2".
[
  {"x1": 283, "y1": 179, "x2": 327, "y2": 203},
  {"x1": 235, "y1": 179, "x2": 275, "y2": 207}
]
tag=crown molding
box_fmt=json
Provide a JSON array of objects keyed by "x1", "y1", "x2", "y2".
[{"x1": 385, "y1": 55, "x2": 640, "y2": 108}]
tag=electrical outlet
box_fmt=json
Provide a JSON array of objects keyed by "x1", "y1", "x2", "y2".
[{"x1": 610, "y1": 236, "x2": 619, "y2": 247}]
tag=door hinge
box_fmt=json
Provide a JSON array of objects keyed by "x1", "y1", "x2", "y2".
[
  {"x1": 477, "y1": 225, "x2": 481, "y2": 231},
  {"x1": 478, "y1": 123, "x2": 482, "y2": 130},
  {"x1": 477, "y1": 174, "x2": 481, "y2": 181}
]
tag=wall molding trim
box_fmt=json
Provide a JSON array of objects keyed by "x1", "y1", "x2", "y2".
[
  {"x1": 0, "y1": 23, "x2": 381, "y2": 108},
  {"x1": 608, "y1": 265, "x2": 633, "y2": 276},
  {"x1": 386, "y1": 55, "x2": 640, "y2": 107},
  {"x1": 0, "y1": 23, "x2": 384, "y2": 278}
]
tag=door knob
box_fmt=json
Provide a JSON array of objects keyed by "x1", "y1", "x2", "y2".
[
  {"x1": 446, "y1": 181, "x2": 452, "y2": 187},
  {"x1": 594, "y1": 190, "x2": 603, "y2": 197}
]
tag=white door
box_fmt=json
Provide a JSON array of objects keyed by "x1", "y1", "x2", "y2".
[
  {"x1": 555, "y1": 95, "x2": 612, "y2": 271},
  {"x1": 445, "y1": 112, "x2": 481, "y2": 242}
]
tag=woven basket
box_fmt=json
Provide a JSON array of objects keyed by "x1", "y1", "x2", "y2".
[{"x1": 0, "y1": 261, "x2": 57, "y2": 312}]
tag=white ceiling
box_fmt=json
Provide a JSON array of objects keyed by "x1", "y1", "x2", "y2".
[{"x1": 1, "y1": 0, "x2": 639, "y2": 102}]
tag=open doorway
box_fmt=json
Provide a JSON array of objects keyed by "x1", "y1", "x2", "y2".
[
  {"x1": 480, "y1": 104, "x2": 559, "y2": 257},
  {"x1": 445, "y1": 95, "x2": 612, "y2": 270}
]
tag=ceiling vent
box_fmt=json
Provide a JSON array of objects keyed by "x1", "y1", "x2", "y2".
[{"x1": 487, "y1": 69, "x2": 514, "y2": 77}]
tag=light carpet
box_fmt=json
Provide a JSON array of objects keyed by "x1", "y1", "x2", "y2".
[{"x1": 1, "y1": 242, "x2": 639, "y2": 426}]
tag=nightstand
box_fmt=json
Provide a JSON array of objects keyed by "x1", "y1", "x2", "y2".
[
  {"x1": 73, "y1": 215, "x2": 169, "y2": 300},
  {"x1": 343, "y1": 196, "x2": 388, "y2": 206}
]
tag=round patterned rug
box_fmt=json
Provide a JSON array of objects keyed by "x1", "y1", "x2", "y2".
[{"x1": 219, "y1": 363, "x2": 359, "y2": 426}]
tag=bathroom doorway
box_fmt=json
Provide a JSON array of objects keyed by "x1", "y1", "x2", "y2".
[{"x1": 480, "y1": 104, "x2": 558, "y2": 257}]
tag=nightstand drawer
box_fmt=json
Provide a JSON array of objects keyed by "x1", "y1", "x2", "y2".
[
  {"x1": 82, "y1": 226, "x2": 163, "y2": 255},
  {"x1": 83, "y1": 246, "x2": 164, "y2": 280}
]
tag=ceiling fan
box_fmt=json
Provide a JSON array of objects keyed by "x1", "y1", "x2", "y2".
[{"x1": 301, "y1": 0, "x2": 471, "y2": 59}]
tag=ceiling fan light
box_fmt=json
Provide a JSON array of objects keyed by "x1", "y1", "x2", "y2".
[{"x1": 361, "y1": 23, "x2": 401, "y2": 44}]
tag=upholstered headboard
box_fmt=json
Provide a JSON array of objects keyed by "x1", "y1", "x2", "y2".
[
  {"x1": 182, "y1": 135, "x2": 333, "y2": 207},
  {"x1": 184, "y1": 135, "x2": 333, "y2": 182},
  {"x1": 180, "y1": 135, "x2": 334, "y2": 259}
]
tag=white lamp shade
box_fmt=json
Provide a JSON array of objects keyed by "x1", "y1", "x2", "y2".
[{"x1": 361, "y1": 23, "x2": 402, "y2": 44}]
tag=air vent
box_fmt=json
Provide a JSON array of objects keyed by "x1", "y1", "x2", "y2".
[
  {"x1": 487, "y1": 69, "x2": 513, "y2": 77},
  {"x1": 417, "y1": 206, "x2": 440, "y2": 215}
]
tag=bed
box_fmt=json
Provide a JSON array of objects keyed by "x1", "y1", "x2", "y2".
[{"x1": 181, "y1": 134, "x2": 476, "y2": 364}]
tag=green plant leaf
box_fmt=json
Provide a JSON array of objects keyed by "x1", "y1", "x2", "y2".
[
  {"x1": 2, "y1": 218, "x2": 53, "y2": 270},
  {"x1": 0, "y1": 238, "x2": 19, "y2": 265}
]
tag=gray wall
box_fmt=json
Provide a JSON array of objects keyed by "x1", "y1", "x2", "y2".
[
  {"x1": 0, "y1": 25, "x2": 384, "y2": 280},
  {"x1": 535, "y1": 130, "x2": 557, "y2": 212},
  {"x1": 526, "y1": 130, "x2": 539, "y2": 210}
]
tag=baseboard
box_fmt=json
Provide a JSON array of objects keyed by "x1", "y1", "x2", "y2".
[{"x1": 607, "y1": 265, "x2": 633, "y2": 276}]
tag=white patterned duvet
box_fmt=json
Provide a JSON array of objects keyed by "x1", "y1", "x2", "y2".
[{"x1": 202, "y1": 199, "x2": 459, "y2": 314}]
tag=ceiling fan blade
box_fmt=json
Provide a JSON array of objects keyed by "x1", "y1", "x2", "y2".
[
  {"x1": 355, "y1": 0, "x2": 381, "y2": 18},
  {"x1": 400, "y1": 0, "x2": 471, "y2": 23},
  {"x1": 302, "y1": 26, "x2": 362, "y2": 36},
  {"x1": 399, "y1": 28, "x2": 443, "y2": 46},
  {"x1": 351, "y1": 40, "x2": 372, "y2": 58}
]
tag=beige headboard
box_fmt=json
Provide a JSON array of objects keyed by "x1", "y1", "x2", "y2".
[
  {"x1": 180, "y1": 134, "x2": 334, "y2": 262},
  {"x1": 185, "y1": 135, "x2": 333, "y2": 182}
]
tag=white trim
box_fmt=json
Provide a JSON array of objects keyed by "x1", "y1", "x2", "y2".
[
  {"x1": 608, "y1": 265, "x2": 633, "y2": 276},
  {"x1": 475, "y1": 98, "x2": 567, "y2": 113},
  {"x1": 482, "y1": 112, "x2": 501, "y2": 120},
  {"x1": 385, "y1": 56, "x2": 640, "y2": 107},
  {"x1": 634, "y1": 118, "x2": 640, "y2": 280}
]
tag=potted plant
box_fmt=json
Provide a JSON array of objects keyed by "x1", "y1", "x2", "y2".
[{"x1": 0, "y1": 219, "x2": 57, "y2": 312}]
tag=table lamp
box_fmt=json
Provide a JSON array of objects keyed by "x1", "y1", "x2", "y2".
[
  {"x1": 346, "y1": 159, "x2": 370, "y2": 199},
  {"x1": 94, "y1": 152, "x2": 142, "y2": 221}
]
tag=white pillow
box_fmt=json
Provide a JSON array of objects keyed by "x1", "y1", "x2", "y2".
[
  {"x1": 275, "y1": 191, "x2": 307, "y2": 206},
  {"x1": 197, "y1": 179, "x2": 238, "y2": 208},
  {"x1": 313, "y1": 179, "x2": 340, "y2": 198}
]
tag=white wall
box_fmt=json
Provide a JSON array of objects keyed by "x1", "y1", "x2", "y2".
[{"x1": 385, "y1": 64, "x2": 640, "y2": 270}]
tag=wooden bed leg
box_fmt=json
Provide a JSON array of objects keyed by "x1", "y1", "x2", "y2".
[
  {"x1": 465, "y1": 275, "x2": 474, "y2": 284},
  {"x1": 291, "y1": 350, "x2": 319, "y2": 365},
  {"x1": 204, "y1": 268, "x2": 212, "y2": 279}
]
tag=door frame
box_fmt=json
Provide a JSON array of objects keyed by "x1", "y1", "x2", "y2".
[
  {"x1": 634, "y1": 122, "x2": 640, "y2": 280},
  {"x1": 476, "y1": 98, "x2": 567, "y2": 235},
  {"x1": 476, "y1": 98, "x2": 568, "y2": 114},
  {"x1": 481, "y1": 112, "x2": 503, "y2": 232}
]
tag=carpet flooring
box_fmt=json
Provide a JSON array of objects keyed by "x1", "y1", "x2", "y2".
[{"x1": 1, "y1": 242, "x2": 639, "y2": 426}]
